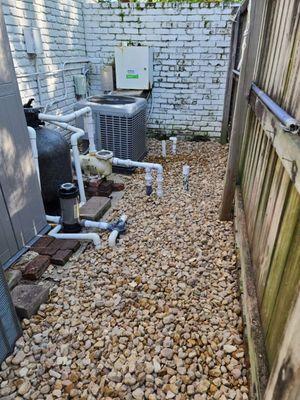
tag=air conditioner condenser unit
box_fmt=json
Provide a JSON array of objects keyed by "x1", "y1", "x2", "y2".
[{"x1": 74, "y1": 95, "x2": 148, "y2": 162}]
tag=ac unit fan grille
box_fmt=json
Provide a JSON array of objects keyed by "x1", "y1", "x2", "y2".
[{"x1": 99, "y1": 109, "x2": 146, "y2": 160}]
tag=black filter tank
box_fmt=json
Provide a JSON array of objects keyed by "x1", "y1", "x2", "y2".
[
  {"x1": 24, "y1": 101, "x2": 73, "y2": 214},
  {"x1": 37, "y1": 126, "x2": 73, "y2": 213}
]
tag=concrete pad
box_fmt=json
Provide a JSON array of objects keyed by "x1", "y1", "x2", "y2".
[
  {"x1": 80, "y1": 196, "x2": 111, "y2": 221},
  {"x1": 11, "y1": 284, "x2": 49, "y2": 319},
  {"x1": 4, "y1": 270, "x2": 22, "y2": 290}
]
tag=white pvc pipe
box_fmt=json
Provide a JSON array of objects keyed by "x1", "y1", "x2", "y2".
[
  {"x1": 38, "y1": 107, "x2": 96, "y2": 205},
  {"x1": 112, "y1": 158, "x2": 163, "y2": 197},
  {"x1": 170, "y1": 136, "x2": 177, "y2": 155},
  {"x1": 38, "y1": 107, "x2": 91, "y2": 124},
  {"x1": 48, "y1": 224, "x2": 101, "y2": 249},
  {"x1": 183, "y1": 165, "x2": 190, "y2": 191},
  {"x1": 82, "y1": 220, "x2": 110, "y2": 230},
  {"x1": 82, "y1": 214, "x2": 127, "y2": 247},
  {"x1": 27, "y1": 127, "x2": 40, "y2": 187},
  {"x1": 108, "y1": 215, "x2": 127, "y2": 248},
  {"x1": 84, "y1": 111, "x2": 96, "y2": 153},
  {"x1": 46, "y1": 215, "x2": 61, "y2": 224},
  {"x1": 50, "y1": 121, "x2": 86, "y2": 205},
  {"x1": 161, "y1": 140, "x2": 166, "y2": 158},
  {"x1": 145, "y1": 167, "x2": 153, "y2": 195}
]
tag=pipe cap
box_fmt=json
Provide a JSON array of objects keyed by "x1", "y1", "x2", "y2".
[{"x1": 58, "y1": 182, "x2": 79, "y2": 199}]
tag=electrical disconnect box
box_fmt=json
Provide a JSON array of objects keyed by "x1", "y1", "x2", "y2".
[
  {"x1": 115, "y1": 46, "x2": 153, "y2": 90},
  {"x1": 24, "y1": 27, "x2": 43, "y2": 55}
]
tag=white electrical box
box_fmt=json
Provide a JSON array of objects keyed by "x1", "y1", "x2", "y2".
[
  {"x1": 24, "y1": 28, "x2": 43, "y2": 55},
  {"x1": 115, "y1": 46, "x2": 153, "y2": 90}
]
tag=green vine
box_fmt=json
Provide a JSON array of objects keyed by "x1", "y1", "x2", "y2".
[
  {"x1": 106, "y1": 0, "x2": 241, "y2": 3},
  {"x1": 119, "y1": 11, "x2": 126, "y2": 21}
]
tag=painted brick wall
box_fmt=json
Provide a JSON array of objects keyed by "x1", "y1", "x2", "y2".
[
  {"x1": 3, "y1": 1, "x2": 237, "y2": 138},
  {"x1": 2, "y1": 0, "x2": 86, "y2": 122},
  {"x1": 84, "y1": 1, "x2": 238, "y2": 137}
]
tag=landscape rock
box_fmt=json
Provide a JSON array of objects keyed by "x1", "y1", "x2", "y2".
[{"x1": 0, "y1": 140, "x2": 248, "y2": 399}]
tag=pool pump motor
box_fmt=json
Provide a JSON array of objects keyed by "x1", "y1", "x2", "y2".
[{"x1": 58, "y1": 183, "x2": 81, "y2": 233}]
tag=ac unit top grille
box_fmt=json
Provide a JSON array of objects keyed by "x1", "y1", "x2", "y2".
[{"x1": 89, "y1": 95, "x2": 136, "y2": 105}]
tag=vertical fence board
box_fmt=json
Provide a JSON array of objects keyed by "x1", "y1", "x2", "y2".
[
  {"x1": 223, "y1": 0, "x2": 300, "y2": 395},
  {"x1": 264, "y1": 291, "x2": 300, "y2": 400},
  {"x1": 260, "y1": 187, "x2": 300, "y2": 334},
  {"x1": 265, "y1": 220, "x2": 300, "y2": 365},
  {"x1": 246, "y1": 136, "x2": 271, "y2": 242},
  {"x1": 244, "y1": 123, "x2": 265, "y2": 217},
  {"x1": 256, "y1": 173, "x2": 291, "y2": 303},
  {"x1": 252, "y1": 159, "x2": 283, "y2": 269}
]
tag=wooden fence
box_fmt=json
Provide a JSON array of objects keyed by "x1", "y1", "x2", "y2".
[{"x1": 220, "y1": 0, "x2": 300, "y2": 399}]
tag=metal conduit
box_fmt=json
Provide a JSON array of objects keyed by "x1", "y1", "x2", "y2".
[{"x1": 251, "y1": 83, "x2": 300, "y2": 133}]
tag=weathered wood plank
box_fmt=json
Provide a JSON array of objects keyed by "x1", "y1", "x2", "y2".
[
  {"x1": 282, "y1": 2, "x2": 300, "y2": 118},
  {"x1": 243, "y1": 118, "x2": 261, "y2": 213},
  {"x1": 274, "y1": 2, "x2": 299, "y2": 100},
  {"x1": 220, "y1": 10, "x2": 240, "y2": 144},
  {"x1": 244, "y1": 123, "x2": 265, "y2": 219},
  {"x1": 246, "y1": 134, "x2": 271, "y2": 243},
  {"x1": 265, "y1": 219, "x2": 300, "y2": 366},
  {"x1": 264, "y1": 290, "x2": 300, "y2": 400},
  {"x1": 249, "y1": 147, "x2": 277, "y2": 250},
  {"x1": 234, "y1": 188, "x2": 269, "y2": 399},
  {"x1": 249, "y1": 92, "x2": 300, "y2": 195},
  {"x1": 235, "y1": 189, "x2": 268, "y2": 397},
  {"x1": 256, "y1": 171, "x2": 291, "y2": 304},
  {"x1": 265, "y1": 0, "x2": 290, "y2": 97},
  {"x1": 240, "y1": 111, "x2": 256, "y2": 190},
  {"x1": 220, "y1": 0, "x2": 268, "y2": 220},
  {"x1": 238, "y1": 108, "x2": 253, "y2": 181},
  {"x1": 260, "y1": 186, "x2": 300, "y2": 333},
  {"x1": 252, "y1": 158, "x2": 283, "y2": 271}
]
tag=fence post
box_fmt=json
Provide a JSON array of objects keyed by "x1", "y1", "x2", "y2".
[
  {"x1": 220, "y1": 10, "x2": 240, "y2": 144},
  {"x1": 219, "y1": 0, "x2": 268, "y2": 220}
]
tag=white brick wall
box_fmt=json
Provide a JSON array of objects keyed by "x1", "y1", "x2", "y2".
[
  {"x1": 3, "y1": 1, "x2": 238, "y2": 138},
  {"x1": 84, "y1": 1, "x2": 237, "y2": 137},
  {"x1": 2, "y1": 0, "x2": 86, "y2": 121}
]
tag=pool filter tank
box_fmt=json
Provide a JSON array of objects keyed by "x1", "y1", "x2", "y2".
[
  {"x1": 24, "y1": 100, "x2": 73, "y2": 214},
  {"x1": 58, "y1": 183, "x2": 81, "y2": 233}
]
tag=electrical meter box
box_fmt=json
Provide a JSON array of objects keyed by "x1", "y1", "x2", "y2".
[{"x1": 115, "y1": 46, "x2": 153, "y2": 90}]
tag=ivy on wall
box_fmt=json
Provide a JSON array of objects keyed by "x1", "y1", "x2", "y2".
[{"x1": 97, "y1": 0, "x2": 241, "y2": 4}]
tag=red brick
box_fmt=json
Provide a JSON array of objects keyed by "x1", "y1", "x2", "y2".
[
  {"x1": 89, "y1": 178, "x2": 103, "y2": 188},
  {"x1": 86, "y1": 187, "x2": 101, "y2": 197},
  {"x1": 47, "y1": 239, "x2": 63, "y2": 251},
  {"x1": 33, "y1": 247, "x2": 58, "y2": 256},
  {"x1": 58, "y1": 240, "x2": 81, "y2": 252},
  {"x1": 51, "y1": 250, "x2": 73, "y2": 266},
  {"x1": 112, "y1": 182, "x2": 125, "y2": 192},
  {"x1": 31, "y1": 236, "x2": 54, "y2": 249},
  {"x1": 23, "y1": 255, "x2": 51, "y2": 280},
  {"x1": 98, "y1": 180, "x2": 113, "y2": 196}
]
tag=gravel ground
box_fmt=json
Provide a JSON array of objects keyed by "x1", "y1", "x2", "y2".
[{"x1": 0, "y1": 140, "x2": 249, "y2": 400}]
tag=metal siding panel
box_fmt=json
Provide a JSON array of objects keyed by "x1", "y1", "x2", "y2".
[
  {"x1": 0, "y1": 266, "x2": 22, "y2": 363},
  {"x1": 0, "y1": 7, "x2": 47, "y2": 252},
  {"x1": 0, "y1": 186, "x2": 18, "y2": 265}
]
